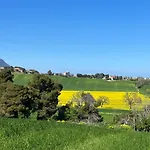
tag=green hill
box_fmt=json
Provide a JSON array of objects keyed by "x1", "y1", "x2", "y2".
[
  {"x1": 13, "y1": 73, "x2": 137, "y2": 92},
  {"x1": 139, "y1": 84, "x2": 150, "y2": 96}
]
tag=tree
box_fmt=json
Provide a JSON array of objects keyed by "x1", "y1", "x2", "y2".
[
  {"x1": 28, "y1": 74, "x2": 63, "y2": 120},
  {"x1": 77, "y1": 73, "x2": 83, "y2": 78},
  {"x1": 124, "y1": 92, "x2": 142, "y2": 109},
  {"x1": 0, "y1": 72, "x2": 63, "y2": 120},
  {"x1": 53, "y1": 83, "x2": 63, "y2": 91},
  {"x1": 8, "y1": 66, "x2": 14, "y2": 72},
  {"x1": 0, "y1": 69, "x2": 14, "y2": 83},
  {"x1": 95, "y1": 96, "x2": 109, "y2": 107},
  {"x1": 95, "y1": 73, "x2": 104, "y2": 79},
  {"x1": 29, "y1": 74, "x2": 55, "y2": 93},
  {"x1": 61, "y1": 91, "x2": 103, "y2": 123},
  {"x1": 117, "y1": 76, "x2": 123, "y2": 80},
  {"x1": 37, "y1": 90, "x2": 60, "y2": 120},
  {"x1": 0, "y1": 84, "x2": 37, "y2": 118},
  {"x1": 136, "y1": 78, "x2": 150, "y2": 89},
  {"x1": 105, "y1": 74, "x2": 109, "y2": 80},
  {"x1": 48, "y1": 70, "x2": 53, "y2": 76}
]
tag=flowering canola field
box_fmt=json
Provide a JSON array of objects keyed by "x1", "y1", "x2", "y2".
[{"x1": 58, "y1": 91, "x2": 148, "y2": 110}]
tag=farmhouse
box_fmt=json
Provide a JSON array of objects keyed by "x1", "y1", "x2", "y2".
[
  {"x1": 27, "y1": 69, "x2": 39, "y2": 74},
  {"x1": 0, "y1": 67, "x2": 5, "y2": 70},
  {"x1": 0, "y1": 66, "x2": 10, "y2": 71},
  {"x1": 14, "y1": 67, "x2": 24, "y2": 73},
  {"x1": 63, "y1": 71, "x2": 71, "y2": 77}
]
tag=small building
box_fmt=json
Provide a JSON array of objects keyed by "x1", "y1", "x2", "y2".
[
  {"x1": 63, "y1": 71, "x2": 71, "y2": 77},
  {"x1": 0, "y1": 67, "x2": 5, "y2": 70},
  {"x1": 102, "y1": 76, "x2": 106, "y2": 80},
  {"x1": 109, "y1": 75, "x2": 115, "y2": 81},
  {"x1": 14, "y1": 67, "x2": 24, "y2": 73},
  {"x1": 27, "y1": 69, "x2": 39, "y2": 74}
]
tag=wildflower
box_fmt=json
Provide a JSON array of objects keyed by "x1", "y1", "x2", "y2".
[{"x1": 120, "y1": 124, "x2": 131, "y2": 129}]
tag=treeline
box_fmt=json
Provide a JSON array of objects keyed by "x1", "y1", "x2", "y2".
[{"x1": 77, "y1": 73, "x2": 123, "y2": 80}]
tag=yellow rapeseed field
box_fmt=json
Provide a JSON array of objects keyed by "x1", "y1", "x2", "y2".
[{"x1": 58, "y1": 91, "x2": 149, "y2": 110}]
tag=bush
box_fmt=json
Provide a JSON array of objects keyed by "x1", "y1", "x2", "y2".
[
  {"x1": 57, "y1": 91, "x2": 103, "y2": 124},
  {"x1": 113, "y1": 104, "x2": 150, "y2": 132}
]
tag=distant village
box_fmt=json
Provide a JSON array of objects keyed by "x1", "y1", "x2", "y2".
[{"x1": 0, "y1": 65, "x2": 148, "y2": 81}]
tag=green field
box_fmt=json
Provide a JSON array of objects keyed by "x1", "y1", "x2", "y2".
[
  {"x1": 138, "y1": 84, "x2": 150, "y2": 96},
  {"x1": 0, "y1": 117, "x2": 150, "y2": 150},
  {"x1": 13, "y1": 73, "x2": 137, "y2": 92}
]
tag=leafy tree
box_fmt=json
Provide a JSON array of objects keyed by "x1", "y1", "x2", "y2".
[
  {"x1": 29, "y1": 74, "x2": 55, "y2": 93},
  {"x1": 47, "y1": 70, "x2": 53, "y2": 75},
  {"x1": 29, "y1": 74, "x2": 63, "y2": 120},
  {"x1": 136, "y1": 78, "x2": 150, "y2": 89},
  {"x1": 53, "y1": 83, "x2": 63, "y2": 91},
  {"x1": 8, "y1": 66, "x2": 14, "y2": 72},
  {"x1": 0, "y1": 84, "x2": 37, "y2": 118},
  {"x1": 117, "y1": 76, "x2": 123, "y2": 80},
  {"x1": 37, "y1": 90, "x2": 60, "y2": 120},
  {"x1": 0, "y1": 82, "x2": 11, "y2": 99},
  {"x1": 105, "y1": 74, "x2": 109, "y2": 80},
  {"x1": 113, "y1": 103, "x2": 150, "y2": 132},
  {"x1": 95, "y1": 73, "x2": 104, "y2": 79},
  {"x1": 0, "y1": 69, "x2": 14, "y2": 83},
  {"x1": 124, "y1": 92, "x2": 142, "y2": 109},
  {"x1": 95, "y1": 96, "x2": 109, "y2": 107},
  {"x1": 61, "y1": 91, "x2": 103, "y2": 123},
  {"x1": 0, "y1": 72, "x2": 63, "y2": 120}
]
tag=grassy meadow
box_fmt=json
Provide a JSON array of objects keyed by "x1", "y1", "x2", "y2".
[
  {"x1": 13, "y1": 73, "x2": 137, "y2": 92},
  {"x1": 1, "y1": 118, "x2": 150, "y2": 150}
]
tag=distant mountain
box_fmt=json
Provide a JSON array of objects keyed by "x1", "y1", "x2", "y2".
[{"x1": 0, "y1": 59, "x2": 10, "y2": 67}]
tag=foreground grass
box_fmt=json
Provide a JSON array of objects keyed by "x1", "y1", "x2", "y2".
[
  {"x1": 13, "y1": 73, "x2": 137, "y2": 92},
  {"x1": 0, "y1": 118, "x2": 150, "y2": 150}
]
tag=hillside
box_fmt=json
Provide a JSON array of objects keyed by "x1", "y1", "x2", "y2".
[
  {"x1": 139, "y1": 84, "x2": 150, "y2": 96},
  {"x1": 13, "y1": 73, "x2": 137, "y2": 92},
  {"x1": 0, "y1": 59, "x2": 9, "y2": 67}
]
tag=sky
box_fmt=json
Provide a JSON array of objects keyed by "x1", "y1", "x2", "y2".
[{"x1": 0, "y1": 0, "x2": 150, "y2": 77}]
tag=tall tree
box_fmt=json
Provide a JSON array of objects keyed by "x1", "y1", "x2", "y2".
[
  {"x1": 61, "y1": 91, "x2": 103, "y2": 123},
  {"x1": 29, "y1": 74, "x2": 63, "y2": 120},
  {"x1": 95, "y1": 96, "x2": 109, "y2": 107},
  {"x1": 124, "y1": 92, "x2": 142, "y2": 109},
  {"x1": 47, "y1": 70, "x2": 53, "y2": 75},
  {"x1": 29, "y1": 74, "x2": 55, "y2": 93},
  {"x1": 0, "y1": 84, "x2": 37, "y2": 118},
  {"x1": 0, "y1": 69, "x2": 14, "y2": 83}
]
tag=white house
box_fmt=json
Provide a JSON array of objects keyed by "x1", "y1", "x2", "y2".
[
  {"x1": 0, "y1": 67, "x2": 5, "y2": 70},
  {"x1": 63, "y1": 71, "x2": 71, "y2": 77}
]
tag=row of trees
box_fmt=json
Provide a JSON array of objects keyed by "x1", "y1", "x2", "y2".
[
  {"x1": 136, "y1": 78, "x2": 150, "y2": 89},
  {"x1": 0, "y1": 69, "x2": 62, "y2": 120},
  {"x1": 0, "y1": 69, "x2": 105, "y2": 124},
  {"x1": 75, "y1": 73, "x2": 123, "y2": 80},
  {"x1": 48, "y1": 71, "x2": 123, "y2": 80}
]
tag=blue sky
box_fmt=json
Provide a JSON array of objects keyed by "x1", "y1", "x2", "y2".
[{"x1": 0, "y1": 0, "x2": 150, "y2": 77}]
